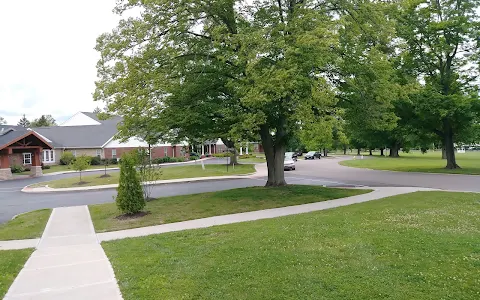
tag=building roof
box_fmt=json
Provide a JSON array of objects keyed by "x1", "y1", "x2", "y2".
[
  {"x1": 33, "y1": 124, "x2": 119, "y2": 148},
  {"x1": 0, "y1": 125, "x2": 53, "y2": 150},
  {"x1": 0, "y1": 126, "x2": 29, "y2": 148}
]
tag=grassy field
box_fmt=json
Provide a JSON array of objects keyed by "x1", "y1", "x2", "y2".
[
  {"x1": 90, "y1": 185, "x2": 369, "y2": 232},
  {"x1": 103, "y1": 191, "x2": 480, "y2": 300},
  {"x1": 32, "y1": 164, "x2": 256, "y2": 189},
  {"x1": 0, "y1": 209, "x2": 51, "y2": 240},
  {"x1": 340, "y1": 151, "x2": 480, "y2": 174},
  {"x1": 0, "y1": 249, "x2": 33, "y2": 298}
]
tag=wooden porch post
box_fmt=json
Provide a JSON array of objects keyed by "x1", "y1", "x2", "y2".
[
  {"x1": 31, "y1": 148, "x2": 43, "y2": 177},
  {"x1": 0, "y1": 149, "x2": 13, "y2": 180}
]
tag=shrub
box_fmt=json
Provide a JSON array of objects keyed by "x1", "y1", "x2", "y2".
[
  {"x1": 213, "y1": 152, "x2": 232, "y2": 158},
  {"x1": 239, "y1": 154, "x2": 254, "y2": 159},
  {"x1": 24, "y1": 167, "x2": 31, "y2": 172},
  {"x1": 41, "y1": 165, "x2": 51, "y2": 170},
  {"x1": 189, "y1": 156, "x2": 198, "y2": 160},
  {"x1": 90, "y1": 156, "x2": 102, "y2": 165},
  {"x1": 109, "y1": 158, "x2": 118, "y2": 165},
  {"x1": 152, "y1": 157, "x2": 186, "y2": 164},
  {"x1": 10, "y1": 165, "x2": 25, "y2": 173},
  {"x1": 60, "y1": 152, "x2": 75, "y2": 165},
  {"x1": 116, "y1": 151, "x2": 145, "y2": 214}
]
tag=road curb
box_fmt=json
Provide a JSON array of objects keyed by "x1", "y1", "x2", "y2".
[{"x1": 21, "y1": 174, "x2": 259, "y2": 194}]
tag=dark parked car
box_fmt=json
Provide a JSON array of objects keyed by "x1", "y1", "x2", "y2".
[
  {"x1": 304, "y1": 151, "x2": 321, "y2": 160},
  {"x1": 294, "y1": 150, "x2": 303, "y2": 157}
]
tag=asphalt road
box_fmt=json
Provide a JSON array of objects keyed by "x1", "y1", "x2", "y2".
[{"x1": 1, "y1": 156, "x2": 479, "y2": 224}]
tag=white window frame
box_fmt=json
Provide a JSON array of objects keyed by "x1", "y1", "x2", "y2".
[
  {"x1": 23, "y1": 153, "x2": 32, "y2": 165},
  {"x1": 111, "y1": 149, "x2": 117, "y2": 158},
  {"x1": 42, "y1": 150, "x2": 55, "y2": 163},
  {"x1": 96, "y1": 149, "x2": 102, "y2": 158},
  {"x1": 164, "y1": 147, "x2": 168, "y2": 156}
]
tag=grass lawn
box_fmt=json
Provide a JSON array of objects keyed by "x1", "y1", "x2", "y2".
[
  {"x1": 0, "y1": 249, "x2": 33, "y2": 298},
  {"x1": 340, "y1": 151, "x2": 480, "y2": 175},
  {"x1": 103, "y1": 191, "x2": 480, "y2": 300},
  {"x1": 32, "y1": 164, "x2": 256, "y2": 189},
  {"x1": 239, "y1": 157, "x2": 267, "y2": 163},
  {"x1": 0, "y1": 209, "x2": 51, "y2": 240},
  {"x1": 14, "y1": 164, "x2": 118, "y2": 176},
  {"x1": 90, "y1": 185, "x2": 370, "y2": 232}
]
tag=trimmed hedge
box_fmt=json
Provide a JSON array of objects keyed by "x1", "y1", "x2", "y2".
[
  {"x1": 152, "y1": 157, "x2": 187, "y2": 164},
  {"x1": 90, "y1": 156, "x2": 102, "y2": 165},
  {"x1": 212, "y1": 152, "x2": 232, "y2": 158}
]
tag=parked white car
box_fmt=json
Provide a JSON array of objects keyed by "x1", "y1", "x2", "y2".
[{"x1": 284, "y1": 154, "x2": 296, "y2": 171}]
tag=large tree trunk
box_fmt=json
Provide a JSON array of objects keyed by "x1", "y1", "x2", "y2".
[
  {"x1": 369, "y1": 149, "x2": 373, "y2": 156},
  {"x1": 441, "y1": 145, "x2": 447, "y2": 159},
  {"x1": 389, "y1": 143, "x2": 400, "y2": 157},
  {"x1": 323, "y1": 148, "x2": 327, "y2": 157},
  {"x1": 443, "y1": 122, "x2": 460, "y2": 169},
  {"x1": 357, "y1": 148, "x2": 361, "y2": 155},
  {"x1": 343, "y1": 146, "x2": 347, "y2": 155},
  {"x1": 380, "y1": 148, "x2": 384, "y2": 156},
  {"x1": 260, "y1": 125, "x2": 286, "y2": 187}
]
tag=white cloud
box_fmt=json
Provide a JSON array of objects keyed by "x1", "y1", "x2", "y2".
[{"x1": 0, "y1": 0, "x2": 120, "y2": 125}]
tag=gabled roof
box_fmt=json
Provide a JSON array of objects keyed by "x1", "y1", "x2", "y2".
[
  {"x1": 33, "y1": 124, "x2": 119, "y2": 149},
  {"x1": 0, "y1": 126, "x2": 53, "y2": 150}
]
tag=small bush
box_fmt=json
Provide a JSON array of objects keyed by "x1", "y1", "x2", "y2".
[
  {"x1": 239, "y1": 154, "x2": 254, "y2": 159},
  {"x1": 152, "y1": 157, "x2": 186, "y2": 164},
  {"x1": 60, "y1": 152, "x2": 75, "y2": 165},
  {"x1": 109, "y1": 158, "x2": 118, "y2": 165},
  {"x1": 24, "y1": 167, "x2": 31, "y2": 172},
  {"x1": 10, "y1": 165, "x2": 25, "y2": 173},
  {"x1": 212, "y1": 152, "x2": 231, "y2": 158},
  {"x1": 41, "y1": 165, "x2": 51, "y2": 170},
  {"x1": 189, "y1": 156, "x2": 198, "y2": 160},
  {"x1": 116, "y1": 151, "x2": 145, "y2": 214},
  {"x1": 90, "y1": 156, "x2": 102, "y2": 165}
]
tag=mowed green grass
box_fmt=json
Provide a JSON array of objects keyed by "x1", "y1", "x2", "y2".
[
  {"x1": 14, "y1": 164, "x2": 119, "y2": 176},
  {"x1": 0, "y1": 249, "x2": 33, "y2": 298},
  {"x1": 33, "y1": 164, "x2": 255, "y2": 189},
  {"x1": 340, "y1": 151, "x2": 480, "y2": 174},
  {"x1": 103, "y1": 191, "x2": 480, "y2": 300},
  {"x1": 0, "y1": 209, "x2": 51, "y2": 240},
  {"x1": 90, "y1": 185, "x2": 370, "y2": 232}
]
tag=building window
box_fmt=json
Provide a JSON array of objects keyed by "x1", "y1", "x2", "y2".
[
  {"x1": 96, "y1": 149, "x2": 102, "y2": 158},
  {"x1": 112, "y1": 149, "x2": 117, "y2": 159},
  {"x1": 164, "y1": 147, "x2": 168, "y2": 157},
  {"x1": 23, "y1": 153, "x2": 32, "y2": 165},
  {"x1": 42, "y1": 150, "x2": 55, "y2": 163}
]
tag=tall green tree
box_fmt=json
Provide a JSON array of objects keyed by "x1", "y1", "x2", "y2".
[
  {"x1": 95, "y1": 0, "x2": 399, "y2": 186},
  {"x1": 17, "y1": 114, "x2": 30, "y2": 128},
  {"x1": 31, "y1": 115, "x2": 57, "y2": 127},
  {"x1": 0, "y1": 116, "x2": 6, "y2": 125},
  {"x1": 395, "y1": 0, "x2": 480, "y2": 169}
]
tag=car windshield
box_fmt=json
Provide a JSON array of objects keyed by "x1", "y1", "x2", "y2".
[
  {"x1": 285, "y1": 152, "x2": 294, "y2": 156},
  {"x1": 307, "y1": 151, "x2": 315, "y2": 155},
  {"x1": 285, "y1": 154, "x2": 293, "y2": 160}
]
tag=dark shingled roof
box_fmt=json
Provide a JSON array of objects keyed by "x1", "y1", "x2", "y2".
[
  {"x1": 34, "y1": 124, "x2": 119, "y2": 148},
  {"x1": 0, "y1": 126, "x2": 30, "y2": 148}
]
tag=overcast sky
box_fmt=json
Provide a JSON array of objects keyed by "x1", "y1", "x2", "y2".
[{"x1": 0, "y1": 0, "x2": 119, "y2": 125}]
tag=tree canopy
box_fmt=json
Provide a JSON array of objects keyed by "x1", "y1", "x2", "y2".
[{"x1": 31, "y1": 115, "x2": 57, "y2": 127}]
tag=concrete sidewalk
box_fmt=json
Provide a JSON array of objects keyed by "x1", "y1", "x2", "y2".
[
  {"x1": 4, "y1": 206, "x2": 122, "y2": 300},
  {"x1": 98, "y1": 187, "x2": 431, "y2": 242}
]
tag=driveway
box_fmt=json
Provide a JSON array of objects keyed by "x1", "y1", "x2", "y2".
[{"x1": 1, "y1": 156, "x2": 479, "y2": 224}]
